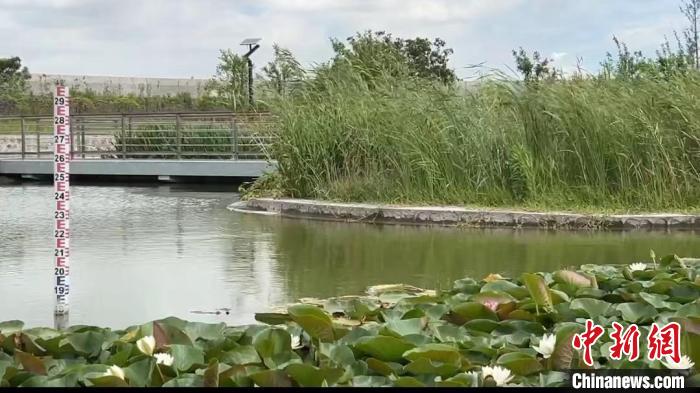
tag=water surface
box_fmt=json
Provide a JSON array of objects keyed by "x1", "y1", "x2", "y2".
[{"x1": 1, "y1": 183, "x2": 699, "y2": 329}]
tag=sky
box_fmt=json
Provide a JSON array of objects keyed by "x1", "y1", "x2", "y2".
[{"x1": 0, "y1": 0, "x2": 690, "y2": 80}]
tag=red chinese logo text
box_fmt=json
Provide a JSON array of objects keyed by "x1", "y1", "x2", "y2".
[
  {"x1": 647, "y1": 322, "x2": 681, "y2": 363},
  {"x1": 572, "y1": 319, "x2": 605, "y2": 366},
  {"x1": 571, "y1": 320, "x2": 681, "y2": 366}
]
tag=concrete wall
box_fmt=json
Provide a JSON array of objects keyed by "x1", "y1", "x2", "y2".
[
  {"x1": 0, "y1": 135, "x2": 114, "y2": 157},
  {"x1": 29, "y1": 74, "x2": 209, "y2": 97}
]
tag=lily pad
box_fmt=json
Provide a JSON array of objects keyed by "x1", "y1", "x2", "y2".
[
  {"x1": 169, "y1": 344, "x2": 205, "y2": 372},
  {"x1": 285, "y1": 363, "x2": 343, "y2": 387},
  {"x1": 288, "y1": 305, "x2": 335, "y2": 342},
  {"x1": 448, "y1": 302, "x2": 498, "y2": 325},
  {"x1": 521, "y1": 273, "x2": 554, "y2": 314},
  {"x1": 616, "y1": 303, "x2": 658, "y2": 324},
  {"x1": 353, "y1": 336, "x2": 415, "y2": 363},
  {"x1": 569, "y1": 298, "x2": 614, "y2": 320},
  {"x1": 496, "y1": 351, "x2": 543, "y2": 376},
  {"x1": 553, "y1": 270, "x2": 592, "y2": 288}
]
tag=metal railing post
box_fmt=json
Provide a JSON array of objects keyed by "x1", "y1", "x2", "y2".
[
  {"x1": 36, "y1": 131, "x2": 41, "y2": 158},
  {"x1": 20, "y1": 117, "x2": 26, "y2": 159},
  {"x1": 121, "y1": 115, "x2": 127, "y2": 158},
  {"x1": 232, "y1": 116, "x2": 239, "y2": 160},
  {"x1": 80, "y1": 122, "x2": 86, "y2": 159},
  {"x1": 175, "y1": 114, "x2": 182, "y2": 159},
  {"x1": 69, "y1": 118, "x2": 75, "y2": 159}
]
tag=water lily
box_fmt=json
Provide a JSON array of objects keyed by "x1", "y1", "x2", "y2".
[
  {"x1": 154, "y1": 352, "x2": 174, "y2": 366},
  {"x1": 465, "y1": 371, "x2": 480, "y2": 386},
  {"x1": 291, "y1": 334, "x2": 303, "y2": 350},
  {"x1": 482, "y1": 299, "x2": 500, "y2": 312},
  {"x1": 483, "y1": 273, "x2": 505, "y2": 283},
  {"x1": 628, "y1": 262, "x2": 647, "y2": 272},
  {"x1": 104, "y1": 365, "x2": 126, "y2": 380},
  {"x1": 532, "y1": 333, "x2": 557, "y2": 359},
  {"x1": 661, "y1": 355, "x2": 695, "y2": 370},
  {"x1": 136, "y1": 335, "x2": 156, "y2": 356},
  {"x1": 481, "y1": 365, "x2": 513, "y2": 386}
]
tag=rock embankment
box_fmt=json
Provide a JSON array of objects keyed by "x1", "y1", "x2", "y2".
[{"x1": 232, "y1": 198, "x2": 699, "y2": 230}]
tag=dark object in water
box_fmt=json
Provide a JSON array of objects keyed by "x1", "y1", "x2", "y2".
[{"x1": 190, "y1": 308, "x2": 231, "y2": 315}]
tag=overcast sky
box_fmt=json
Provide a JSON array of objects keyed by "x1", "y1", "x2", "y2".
[{"x1": 0, "y1": 0, "x2": 689, "y2": 79}]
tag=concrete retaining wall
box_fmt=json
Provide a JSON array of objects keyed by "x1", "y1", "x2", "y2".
[
  {"x1": 236, "y1": 198, "x2": 700, "y2": 230},
  {"x1": 30, "y1": 74, "x2": 208, "y2": 97},
  {"x1": 0, "y1": 135, "x2": 115, "y2": 156}
]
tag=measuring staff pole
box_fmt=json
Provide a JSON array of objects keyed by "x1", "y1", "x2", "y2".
[{"x1": 53, "y1": 85, "x2": 71, "y2": 327}]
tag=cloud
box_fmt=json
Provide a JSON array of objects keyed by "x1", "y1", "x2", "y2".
[
  {"x1": 0, "y1": 0, "x2": 688, "y2": 79},
  {"x1": 551, "y1": 52, "x2": 568, "y2": 61},
  {"x1": 612, "y1": 14, "x2": 687, "y2": 53},
  {"x1": 0, "y1": 0, "x2": 87, "y2": 8}
]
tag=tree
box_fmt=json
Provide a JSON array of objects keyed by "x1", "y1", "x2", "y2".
[
  {"x1": 512, "y1": 47, "x2": 558, "y2": 82},
  {"x1": 600, "y1": 37, "x2": 648, "y2": 79},
  {"x1": 331, "y1": 31, "x2": 457, "y2": 84},
  {"x1": 655, "y1": 32, "x2": 693, "y2": 76},
  {"x1": 390, "y1": 36, "x2": 456, "y2": 83},
  {"x1": 680, "y1": 0, "x2": 700, "y2": 68},
  {"x1": 206, "y1": 49, "x2": 249, "y2": 111},
  {"x1": 600, "y1": 35, "x2": 692, "y2": 80},
  {"x1": 0, "y1": 56, "x2": 31, "y2": 93},
  {"x1": 262, "y1": 44, "x2": 305, "y2": 95}
]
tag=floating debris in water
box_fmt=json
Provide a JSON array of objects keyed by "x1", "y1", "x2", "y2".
[{"x1": 190, "y1": 308, "x2": 231, "y2": 315}]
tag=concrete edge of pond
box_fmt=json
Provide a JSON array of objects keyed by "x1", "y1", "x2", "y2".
[{"x1": 229, "y1": 198, "x2": 700, "y2": 230}]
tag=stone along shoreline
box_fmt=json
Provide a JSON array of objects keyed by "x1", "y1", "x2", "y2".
[{"x1": 231, "y1": 198, "x2": 700, "y2": 230}]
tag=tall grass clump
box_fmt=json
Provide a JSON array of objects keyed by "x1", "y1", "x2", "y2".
[{"x1": 263, "y1": 57, "x2": 700, "y2": 211}]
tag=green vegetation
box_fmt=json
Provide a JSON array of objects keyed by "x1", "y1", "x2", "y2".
[
  {"x1": 1, "y1": 253, "x2": 699, "y2": 387},
  {"x1": 252, "y1": 46, "x2": 700, "y2": 211},
  {"x1": 244, "y1": 7, "x2": 700, "y2": 212}
]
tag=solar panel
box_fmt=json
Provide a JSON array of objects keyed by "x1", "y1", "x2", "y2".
[{"x1": 240, "y1": 38, "x2": 262, "y2": 45}]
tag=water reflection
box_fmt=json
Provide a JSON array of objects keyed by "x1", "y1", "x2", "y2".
[
  {"x1": 0, "y1": 183, "x2": 698, "y2": 330},
  {"x1": 268, "y1": 218, "x2": 700, "y2": 299}
]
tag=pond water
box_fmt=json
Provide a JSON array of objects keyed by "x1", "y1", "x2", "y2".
[{"x1": 1, "y1": 183, "x2": 699, "y2": 329}]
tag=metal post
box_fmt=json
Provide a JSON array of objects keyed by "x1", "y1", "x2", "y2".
[
  {"x1": 80, "y1": 124, "x2": 86, "y2": 159},
  {"x1": 231, "y1": 116, "x2": 238, "y2": 160},
  {"x1": 247, "y1": 58, "x2": 254, "y2": 107},
  {"x1": 121, "y1": 115, "x2": 126, "y2": 158},
  {"x1": 20, "y1": 117, "x2": 26, "y2": 159},
  {"x1": 69, "y1": 119, "x2": 75, "y2": 159},
  {"x1": 175, "y1": 114, "x2": 182, "y2": 159},
  {"x1": 36, "y1": 131, "x2": 41, "y2": 158},
  {"x1": 232, "y1": 115, "x2": 239, "y2": 159},
  {"x1": 128, "y1": 116, "x2": 132, "y2": 155}
]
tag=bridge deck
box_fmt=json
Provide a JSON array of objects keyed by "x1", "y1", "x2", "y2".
[{"x1": 0, "y1": 159, "x2": 275, "y2": 178}]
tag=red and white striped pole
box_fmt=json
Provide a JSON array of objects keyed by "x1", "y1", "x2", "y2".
[{"x1": 53, "y1": 85, "x2": 70, "y2": 318}]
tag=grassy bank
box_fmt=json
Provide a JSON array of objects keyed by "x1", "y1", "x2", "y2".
[
  {"x1": 0, "y1": 253, "x2": 698, "y2": 387},
  {"x1": 251, "y1": 65, "x2": 700, "y2": 213}
]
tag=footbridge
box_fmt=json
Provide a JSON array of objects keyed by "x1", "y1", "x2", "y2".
[{"x1": 0, "y1": 112, "x2": 277, "y2": 180}]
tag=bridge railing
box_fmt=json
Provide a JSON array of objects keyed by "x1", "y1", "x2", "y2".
[{"x1": 0, "y1": 112, "x2": 276, "y2": 160}]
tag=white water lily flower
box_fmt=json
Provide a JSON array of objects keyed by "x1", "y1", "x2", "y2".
[
  {"x1": 291, "y1": 334, "x2": 303, "y2": 350},
  {"x1": 661, "y1": 355, "x2": 695, "y2": 370},
  {"x1": 104, "y1": 365, "x2": 126, "y2": 380},
  {"x1": 154, "y1": 352, "x2": 174, "y2": 366},
  {"x1": 465, "y1": 371, "x2": 480, "y2": 386},
  {"x1": 532, "y1": 333, "x2": 557, "y2": 359},
  {"x1": 136, "y1": 335, "x2": 156, "y2": 356},
  {"x1": 628, "y1": 262, "x2": 647, "y2": 272},
  {"x1": 481, "y1": 365, "x2": 513, "y2": 386}
]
